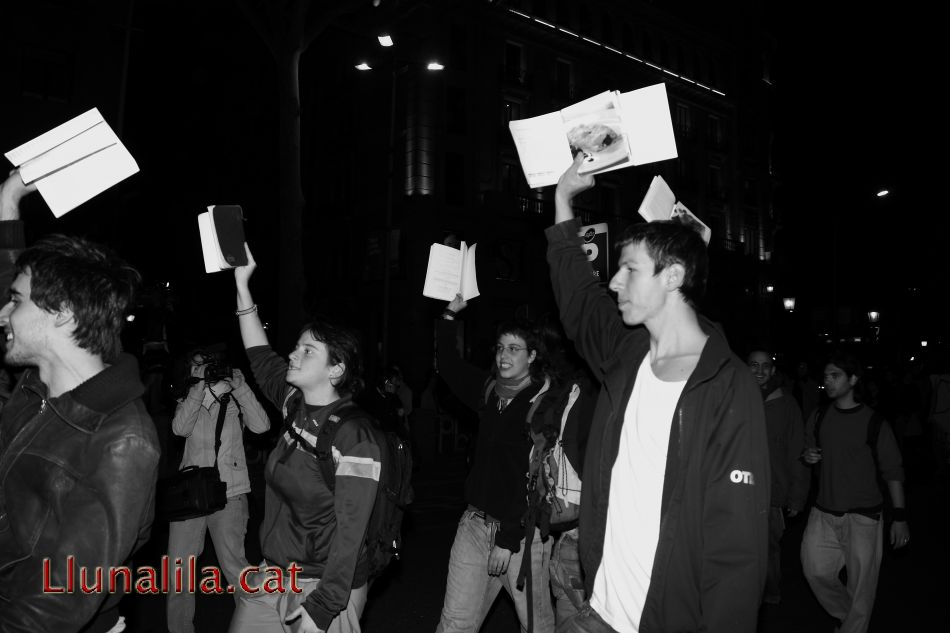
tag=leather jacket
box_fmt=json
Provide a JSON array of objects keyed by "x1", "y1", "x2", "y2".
[{"x1": 0, "y1": 354, "x2": 160, "y2": 632}]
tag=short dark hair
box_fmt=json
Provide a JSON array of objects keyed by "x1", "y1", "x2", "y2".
[
  {"x1": 16, "y1": 234, "x2": 140, "y2": 362},
  {"x1": 826, "y1": 350, "x2": 864, "y2": 381},
  {"x1": 615, "y1": 220, "x2": 708, "y2": 305},
  {"x1": 299, "y1": 319, "x2": 364, "y2": 396},
  {"x1": 495, "y1": 317, "x2": 546, "y2": 380}
]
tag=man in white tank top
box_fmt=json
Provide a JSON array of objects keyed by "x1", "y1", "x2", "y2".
[{"x1": 545, "y1": 155, "x2": 770, "y2": 633}]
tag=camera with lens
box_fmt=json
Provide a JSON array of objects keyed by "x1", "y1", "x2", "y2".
[{"x1": 190, "y1": 350, "x2": 233, "y2": 385}]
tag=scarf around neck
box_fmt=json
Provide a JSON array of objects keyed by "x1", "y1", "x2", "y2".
[{"x1": 494, "y1": 373, "x2": 533, "y2": 411}]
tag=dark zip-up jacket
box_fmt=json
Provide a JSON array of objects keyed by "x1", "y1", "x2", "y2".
[
  {"x1": 247, "y1": 346, "x2": 380, "y2": 631},
  {"x1": 0, "y1": 355, "x2": 160, "y2": 633},
  {"x1": 436, "y1": 319, "x2": 544, "y2": 552},
  {"x1": 546, "y1": 219, "x2": 769, "y2": 633}
]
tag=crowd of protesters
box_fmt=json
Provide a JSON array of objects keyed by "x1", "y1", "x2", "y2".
[{"x1": 1, "y1": 152, "x2": 946, "y2": 633}]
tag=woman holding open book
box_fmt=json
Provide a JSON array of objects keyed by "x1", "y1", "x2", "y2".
[{"x1": 434, "y1": 294, "x2": 555, "y2": 633}]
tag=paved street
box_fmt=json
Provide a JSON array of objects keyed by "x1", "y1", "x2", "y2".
[{"x1": 122, "y1": 455, "x2": 948, "y2": 633}]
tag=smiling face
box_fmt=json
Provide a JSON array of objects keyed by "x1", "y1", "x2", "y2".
[
  {"x1": 0, "y1": 270, "x2": 58, "y2": 368},
  {"x1": 286, "y1": 331, "x2": 343, "y2": 393},
  {"x1": 748, "y1": 351, "x2": 775, "y2": 388},
  {"x1": 608, "y1": 242, "x2": 670, "y2": 327},
  {"x1": 494, "y1": 333, "x2": 536, "y2": 380}
]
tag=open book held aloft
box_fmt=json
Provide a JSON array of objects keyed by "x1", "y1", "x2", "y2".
[
  {"x1": 508, "y1": 83, "x2": 678, "y2": 188},
  {"x1": 4, "y1": 108, "x2": 139, "y2": 217},
  {"x1": 422, "y1": 242, "x2": 479, "y2": 302},
  {"x1": 198, "y1": 205, "x2": 249, "y2": 273},
  {"x1": 638, "y1": 176, "x2": 711, "y2": 244}
]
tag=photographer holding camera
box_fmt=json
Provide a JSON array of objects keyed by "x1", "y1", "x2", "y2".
[{"x1": 167, "y1": 351, "x2": 270, "y2": 633}]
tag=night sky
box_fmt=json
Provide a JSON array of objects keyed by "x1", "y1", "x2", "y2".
[{"x1": 4, "y1": 0, "x2": 942, "y2": 352}]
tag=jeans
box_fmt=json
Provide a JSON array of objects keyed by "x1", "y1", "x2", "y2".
[
  {"x1": 801, "y1": 508, "x2": 883, "y2": 633},
  {"x1": 167, "y1": 494, "x2": 250, "y2": 633},
  {"x1": 229, "y1": 573, "x2": 367, "y2": 633},
  {"x1": 765, "y1": 506, "x2": 786, "y2": 602},
  {"x1": 555, "y1": 604, "x2": 617, "y2": 633},
  {"x1": 435, "y1": 509, "x2": 555, "y2": 633},
  {"x1": 550, "y1": 528, "x2": 585, "y2": 627}
]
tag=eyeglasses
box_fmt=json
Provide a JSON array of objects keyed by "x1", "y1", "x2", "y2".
[{"x1": 494, "y1": 344, "x2": 528, "y2": 355}]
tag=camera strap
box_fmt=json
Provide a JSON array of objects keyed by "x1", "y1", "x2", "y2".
[{"x1": 213, "y1": 393, "x2": 231, "y2": 476}]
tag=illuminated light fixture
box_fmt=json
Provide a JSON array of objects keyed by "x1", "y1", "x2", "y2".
[
  {"x1": 355, "y1": 62, "x2": 372, "y2": 71},
  {"x1": 922, "y1": 340, "x2": 928, "y2": 347},
  {"x1": 625, "y1": 53, "x2": 643, "y2": 62},
  {"x1": 605, "y1": 45, "x2": 623, "y2": 55},
  {"x1": 765, "y1": 285, "x2": 774, "y2": 293},
  {"x1": 509, "y1": 8, "x2": 531, "y2": 19},
  {"x1": 711, "y1": 89, "x2": 726, "y2": 96},
  {"x1": 377, "y1": 34, "x2": 393, "y2": 47},
  {"x1": 164, "y1": 281, "x2": 170, "y2": 288},
  {"x1": 427, "y1": 61, "x2": 444, "y2": 71},
  {"x1": 910, "y1": 356, "x2": 915, "y2": 362},
  {"x1": 877, "y1": 189, "x2": 889, "y2": 197},
  {"x1": 663, "y1": 69, "x2": 679, "y2": 77},
  {"x1": 533, "y1": 18, "x2": 555, "y2": 28},
  {"x1": 646, "y1": 62, "x2": 662, "y2": 70},
  {"x1": 867, "y1": 310, "x2": 880, "y2": 323},
  {"x1": 782, "y1": 297, "x2": 796, "y2": 312},
  {"x1": 696, "y1": 82, "x2": 710, "y2": 90},
  {"x1": 558, "y1": 28, "x2": 579, "y2": 37},
  {"x1": 582, "y1": 36, "x2": 600, "y2": 45},
  {"x1": 853, "y1": 337, "x2": 862, "y2": 343},
  {"x1": 126, "y1": 314, "x2": 136, "y2": 323}
]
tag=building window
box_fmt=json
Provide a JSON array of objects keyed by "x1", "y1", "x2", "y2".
[
  {"x1": 707, "y1": 164, "x2": 723, "y2": 199},
  {"x1": 502, "y1": 99, "x2": 522, "y2": 127},
  {"x1": 555, "y1": 59, "x2": 574, "y2": 101},
  {"x1": 675, "y1": 103, "x2": 691, "y2": 135},
  {"x1": 504, "y1": 41, "x2": 525, "y2": 85},
  {"x1": 707, "y1": 114, "x2": 723, "y2": 147}
]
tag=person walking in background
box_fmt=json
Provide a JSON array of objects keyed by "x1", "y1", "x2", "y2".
[
  {"x1": 748, "y1": 348, "x2": 809, "y2": 605},
  {"x1": 166, "y1": 351, "x2": 270, "y2": 633},
  {"x1": 434, "y1": 294, "x2": 556, "y2": 633},
  {"x1": 801, "y1": 351, "x2": 910, "y2": 633}
]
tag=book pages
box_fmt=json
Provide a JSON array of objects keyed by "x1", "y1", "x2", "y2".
[
  {"x1": 638, "y1": 175, "x2": 676, "y2": 222},
  {"x1": 508, "y1": 112, "x2": 574, "y2": 189},
  {"x1": 423, "y1": 243, "x2": 464, "y2": 301},
  {"x1": 459, "y1": 243, "x2": 480, "y2": 301},
  {"x1": 671, "y1": 202, "x2": 712, "y2": 244},
  {"x1": 197, "y1": 211, "x2": 220, "y2": 273}
]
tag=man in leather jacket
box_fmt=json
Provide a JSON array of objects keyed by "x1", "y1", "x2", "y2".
[{"x1": 0, "y1": 170, "x2": 160, "y2": 633}]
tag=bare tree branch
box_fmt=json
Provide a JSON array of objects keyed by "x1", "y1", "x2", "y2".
[
  {"x1": 235, "y1": 0, "x2": 279, "y2": 59},
  {"x1": 303, "y1": 0, "x2": 367, "y2": 49}
]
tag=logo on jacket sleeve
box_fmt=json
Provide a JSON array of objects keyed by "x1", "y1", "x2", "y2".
[{"x1": 730, "y1": 469, "x2": 755, "y2": 485}]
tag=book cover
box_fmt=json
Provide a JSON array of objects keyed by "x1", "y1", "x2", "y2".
[
  {"x1": 4, "y1": 108, "x2": 139, "y2": 217},
  {"x1": 422, "y1": 241, "x2": 480, "y2": 302},
  {"x1": 198, "y1": 205, "x2": 248, "y2": 273},
  {"x1": 508, "y1": 83, "x2": 678, "y2": 188}
]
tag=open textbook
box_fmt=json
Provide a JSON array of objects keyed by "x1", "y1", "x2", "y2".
[
  {"x1": 422, "y1": 242, "x2": 479, "y2": 302},
  {"x1": 4, "y1": 108, "x2": 139, "y2": 217},
  {"x1": 198, "y1": 205, "x2": 248, "y2": 273},
  {"x1": 638, "y1": 175, "x2": 711, "y2": 244},
  {"x1": 508, "y1": 83, "x2": 677, "y2": 188}
]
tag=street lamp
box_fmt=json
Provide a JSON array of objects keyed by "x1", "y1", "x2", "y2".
[
  {"x1": 783, "y1": 297, "x2": 796, "y2": 312},
  {"x1": 867, "y1": 310, "x2": 880, "y2": 323}
]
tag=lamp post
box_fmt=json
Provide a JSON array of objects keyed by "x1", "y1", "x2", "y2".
[{"x1": 783, "y1": 297, "x2": 796, "y2": 312}]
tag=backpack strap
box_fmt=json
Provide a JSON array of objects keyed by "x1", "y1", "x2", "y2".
[{"x1": 315, "y1": 400, "x2": 361, "y2": 494}]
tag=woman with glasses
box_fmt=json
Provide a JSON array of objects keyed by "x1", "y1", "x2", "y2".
[{"x1": 434, "y1": 294, "x2": 555, "y2": 633}]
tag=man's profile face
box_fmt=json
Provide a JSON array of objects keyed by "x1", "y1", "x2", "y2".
[
  {"x1": 0, "y1": 269, "x2": 58, "y2": 367},
  {"x1": 823, "y1": 363, "x2": 856, "y2": 401},
  {"x1": 608, "y1": 242, "x2": 667, "y2": 327},
  {"x1": 747, "y1": 351, "x2": 775, "y2": 387}
]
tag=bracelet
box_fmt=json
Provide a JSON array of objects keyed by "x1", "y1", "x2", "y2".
[
  {"x1": 891, "y1": 507, "x2": 908, "y2": 522},
  {"x1": 235, "y1": 304, "x2": 258, "y2": 316}
]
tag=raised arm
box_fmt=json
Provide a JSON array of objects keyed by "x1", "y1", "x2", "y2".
[
  {"x1": 554, "y1": 153, "x2": 595, "y2": 223},
  {"x1": 233, "y1": 243, "x2": 268, "y2": 349}
]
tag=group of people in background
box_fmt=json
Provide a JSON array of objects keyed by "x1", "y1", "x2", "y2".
[{"x1": 0, "y1": 146, "x2": 937, "y2": 633}]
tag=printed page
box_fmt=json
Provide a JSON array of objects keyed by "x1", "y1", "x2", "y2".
[
  {"x1": 33, "y1": 140, "x2": 139, "y2": 217},
  {"x1": 637, "y1": 175, "x2": 676, "y2": 222},
  {"x1": 671, "y1": 202, "x2": 712, "y2": 244},
  {"x1": 509, "y1": 112, "x2": 574, "y2": 189},
  {"x1": 618, "y1": 83, "x2": 678, "y2": 166},
  {"x1": 422, "y1": 243, "x2": 463, "y2": 301},
  {"x1": 459, "y1": 242, "x2": 480, "y2": 301},
  {"x1": 561, "y1": 90, "x2": 632, "y2": 176},
  {"x1": 16, "y1": 122, "x2": 116, "y2": 185}
]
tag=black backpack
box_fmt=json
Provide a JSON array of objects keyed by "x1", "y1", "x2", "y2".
[{"x1": 287, "y1": 395, "x2": 414, "y2": 580}]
